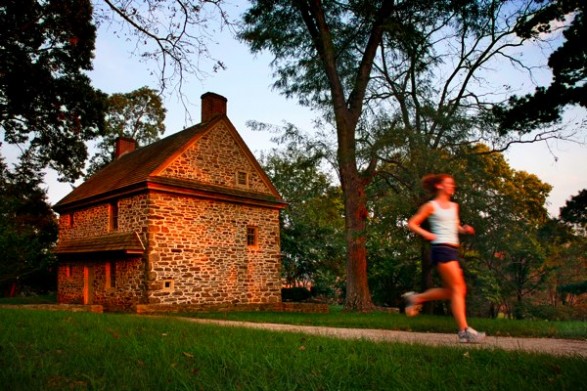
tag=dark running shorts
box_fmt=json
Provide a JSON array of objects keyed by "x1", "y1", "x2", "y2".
[{"x1": 430, "y1": 244, "x2": 459, "y2": 266}]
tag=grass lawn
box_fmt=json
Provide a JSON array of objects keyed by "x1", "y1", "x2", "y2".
[{"x1": 0, "y1": 307, "x2": 585, "y2": 390}]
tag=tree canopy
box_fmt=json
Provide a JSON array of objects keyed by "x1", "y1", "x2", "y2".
[
  {"x1": 94, "y1": 0, "x2": 230, "y2": 92},
  {"x1": 495, "y1": 0, "x2": 586, "y2": 133},
  {"x1": 239, "y1": 0, "x2": 566, "y2": 310},
  {"x1": 0, "y1": 0, "x2": 107, "y2": 182},
  {"x1": 86, "y1": 87, "x2": 166, "y2": 177},
  {"x1": 559, "y1": 188, "x2": 587, "y2": 234}
]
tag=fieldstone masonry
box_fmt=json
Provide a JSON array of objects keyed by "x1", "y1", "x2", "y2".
[{"x1": 146, "y1": 194, "x2": 281, "y2": 305}]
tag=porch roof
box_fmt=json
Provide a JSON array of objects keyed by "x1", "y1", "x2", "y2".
[{"x1": 54, "y1": 231, "x2": 145, "y2": 255}]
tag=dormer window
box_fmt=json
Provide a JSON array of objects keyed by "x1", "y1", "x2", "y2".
[{"x1": 236, "y1": 170, "x2": 248, "y2": 187}]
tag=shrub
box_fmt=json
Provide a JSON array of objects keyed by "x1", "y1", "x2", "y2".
[
  {"x1": 281, "y1": 287, "x2": 311, "y2": 302},
  {"x1": 513, "y1": 302, "x2": 585, "y2": 321}
]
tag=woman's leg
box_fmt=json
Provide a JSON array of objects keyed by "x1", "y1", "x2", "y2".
[
  {"x1": 436, "y1": 260, "x2": 468, "y2": 330},
  {"x1": 405, "y1": 278, "x2": 452, "y2": 317},
  {"x1": 413, "y1": 287, "x2": 451, "y2": 303}
]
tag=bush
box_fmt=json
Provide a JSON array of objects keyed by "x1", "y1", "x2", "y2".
[
  {"x1": 281, "y1": 287, "x2": 311, "y2": 302},
  {"x1": 513, "y1": 302, "x2": 585, "y2": 321}
]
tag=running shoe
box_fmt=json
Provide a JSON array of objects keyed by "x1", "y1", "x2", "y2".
[
  {"x1": 402, "y1": 291, "x2": 422, "y2": 317},
  {"x1": 457, "y1": 327, "x2": 486, "y2": 343}
]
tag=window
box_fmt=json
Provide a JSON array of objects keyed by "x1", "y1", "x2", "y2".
[
  {"x1": 109, "y1": 202, "x2": 119, "y2": 231},
  {"x1": 236, "y1": 171, "x2": 248, "y2": 187},
  {"x1": 65, "y1": 213, "x2": 74, "y2": 228},
  {"x1": 247, "y1": 226, "x2": 258, "y2": 247},
  {"x1": 105, "y1": 262, "x2": 116, "y2": 289}
]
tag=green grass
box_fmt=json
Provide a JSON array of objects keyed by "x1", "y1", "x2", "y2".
[
  {"x1": 0, "y1": 308, "x2": 585, "y2": 390},
  {"x1": 178, "y1": 305, "x2": 587, "y2": 340},
  {"x1": 0, "y1": 293, "x2": 57, "y2": 305}
]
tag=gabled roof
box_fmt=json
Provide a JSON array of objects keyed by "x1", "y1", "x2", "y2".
[
  {"x1": 53, "y1": 116, "x2": 285, "y2": 212},
  {"x1": 54, "y1": 122, "x2": 207, "y2": 211}
]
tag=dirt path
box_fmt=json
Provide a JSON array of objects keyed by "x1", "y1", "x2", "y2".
[{"x1": 179, "y1": 318, "x2": 587, "y2": 358}]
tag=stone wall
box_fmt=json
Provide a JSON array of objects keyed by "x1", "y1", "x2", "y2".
[
  {"x1": 57, "y1": 194, "x2": 149, "y2": 242},
  {"x1": 160, "y1": 123, "x2": 271, "y2": 195},
  {"x1": 118, "y1": 194, "x2": 150, "y2": 236},
  {"x1": 57, "y1": 257, "x2": 146, "y2": 312},
  {"x1": 58, "y1": 204, "x2": 110, "y2": 241},
  {"x1": 57, "y1": 264, "x2": 85, "y2": 304},
  {"x1": 146, "y1": 192, "x2": 281, "y2": 306}
]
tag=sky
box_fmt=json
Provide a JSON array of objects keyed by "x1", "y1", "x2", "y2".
[{"x1": 5, "y1": 5, "x2": 587, "y2": 218}]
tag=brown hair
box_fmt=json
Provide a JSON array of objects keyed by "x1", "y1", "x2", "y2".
[{"x1": 421, "y1": 173, "x2": 452, "y2": 194}]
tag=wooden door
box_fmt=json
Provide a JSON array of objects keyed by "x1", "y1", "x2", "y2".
[{"x1": 83, "y1": 266, "x2": 94, "y2": 305}]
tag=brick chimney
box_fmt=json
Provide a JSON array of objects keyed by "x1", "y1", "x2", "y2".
[
  {"x1": 201, "y1": 92, "x2": 227, "y2": 122},
  {"x1": 115, "y1": 136, "x2": 137, "y2": 158}
]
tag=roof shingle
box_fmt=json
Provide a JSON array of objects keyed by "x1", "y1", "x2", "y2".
[
  {"x1": 54, "y1": 122, "x2": 208, "y2": 211},
  {"x1": 55, "y1": 231, "x2": 145, "y2": 255}
]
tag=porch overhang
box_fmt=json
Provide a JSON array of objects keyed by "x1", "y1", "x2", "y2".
[{"x1": 55, "y1": 231, "x2": 145, "y2": 256}]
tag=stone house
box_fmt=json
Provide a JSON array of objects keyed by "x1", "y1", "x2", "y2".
[{"x1": 53, "y1": 92, "x2": 286, "y2": 312}]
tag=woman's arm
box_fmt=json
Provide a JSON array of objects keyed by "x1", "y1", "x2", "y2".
[
  {"x1": 407, "y1": 202, "x2": 436, "y2": 242},
  {"x1": 455, "y1": 204, "x2": 475, "y2": 235}
]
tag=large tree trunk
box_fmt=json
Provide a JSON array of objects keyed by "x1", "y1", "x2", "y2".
[{"x1": 341, "y1": 161, "x2": 374, "y2": 311}]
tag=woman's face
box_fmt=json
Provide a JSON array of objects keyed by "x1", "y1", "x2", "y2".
[{"x1": 438, "y1": 176, "x2": 456, "y2": 196}]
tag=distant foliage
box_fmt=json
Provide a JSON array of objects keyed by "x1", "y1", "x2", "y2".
[
  {"x1": 559, "y1": 189, "x2": 587, "y2": 234},
  {"x1": 86, "y1": 87, "x2": 166, "y2": 177},
  {"x1": 0, "y1": 154, "x2": 58, "y2": 296}
]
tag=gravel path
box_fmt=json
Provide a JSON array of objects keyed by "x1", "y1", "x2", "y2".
[{"x1": 180, "y1": 318, "x2": 587, "y2": 358}]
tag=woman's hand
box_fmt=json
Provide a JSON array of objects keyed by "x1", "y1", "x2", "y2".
[
  {"x1": 423, "y1": 232, "x2": 437, "y2": 242},
  {"x1": 461, "y1": 224, "x2": 475, "y2": 235}
]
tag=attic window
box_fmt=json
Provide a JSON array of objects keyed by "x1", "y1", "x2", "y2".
[{"x1": 236, "y1": 171, "x2": 248, "y2": 187}]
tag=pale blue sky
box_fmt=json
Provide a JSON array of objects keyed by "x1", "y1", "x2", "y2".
[{"x1": 5, "y1": 9, "x2": 587, "y2": 218}]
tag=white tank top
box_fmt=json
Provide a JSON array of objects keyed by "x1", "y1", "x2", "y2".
[{"x1": 428, "y1": 200, "x2": 459, "y2": 245}]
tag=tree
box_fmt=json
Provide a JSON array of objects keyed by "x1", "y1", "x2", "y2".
[
  {"x1": 457, "y1": 147, "x2": 552, "y2": 318},
  {"x1": 241, "y1": 0, "x2": 403, "y2": 311},
  {"x1": 94, "y1": 0, "x2": 231, "y2": 94},
  {"x1": 260, "y1": 131, "x2": 345, "y2": 296},
  {"x1": 559, "y1": 189, "x2": 587, "y2": 235},
  {"x1": 86, "y1": 87, "x2": 166, "y2": 177},
  {"x1": 366, "y1": 177, "x2": 422, "y2": 309},
  {"x1": 0, "y1": 0, "x2": 107, "y2": 182},
  {"x1": 240, "y1": 1, "x2": 559, "y2": 311},
  {"x1": 539, "y1": 218, "x2": 587, "y2": 316},
  {"x1": 0, "y1": 153, "x2": 58, "y2": 296},
  {"x1": 495, "y1": 0, "x2": 586, "y2": 133}
]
